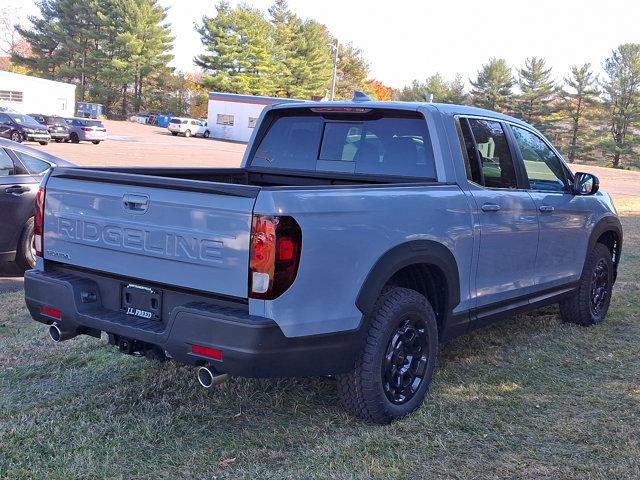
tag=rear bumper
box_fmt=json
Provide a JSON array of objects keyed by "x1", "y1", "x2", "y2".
[
  {"x1": 25, "y1": 134, "x2": 51, "y2": 142},
  {"x1": 49, "y1": 132, "x2": 69, "y2": 140},
  {"x1": 24, "y1": 268, "x2": 361, "y2": 377}
]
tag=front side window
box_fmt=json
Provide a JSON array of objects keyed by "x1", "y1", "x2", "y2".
[
  {"x1": 511, "y1": 126, "x2": 568, "y2": 192},
  {"x1": 467, "y1": 118, "x2": 517, "y2": 189},
  {"x1": 0, "y1": 149, "x2": 15, "y2": 176},
  {"x1": 250, "y1": 111, "x2": 436, "y2": 179}
]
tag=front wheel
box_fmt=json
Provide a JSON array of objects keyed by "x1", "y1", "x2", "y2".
[
  {"x1": 203, "y1": 130, "x2": 210, "y2": 138},
  {"x1": 171, "y1": 132, "x2": 178, "y2": 136},
  {"x1": 70, "y1": 133, "x2": 80, "y2": 143},
  {"x1": 92, "y1": 141, "x2": 100, "y2": 144},
  {"x1": 184, "y1": 129, "x2": 191, "y2": 138},
  {"x1": 10, "y1": 131, "x2": 22, "y2": 143},
  {"x1": 39, "y1": 141, "x2": 49, "y2": 146},
  {"x1": 560, "y1": 243, "x2": 614, "y2": 326},
  {"x1": 337, "y1": 287, "x2": 438, "y2": 424},
  {"x1": 54, "y1": 138, "x2": 63, "y2": 143}
]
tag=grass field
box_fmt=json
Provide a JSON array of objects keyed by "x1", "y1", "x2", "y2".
[{"x1": 1, "y1": 200, "x2": 638, "y2": 480}]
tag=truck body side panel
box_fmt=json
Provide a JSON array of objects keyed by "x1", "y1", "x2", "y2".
[{"x1": 253, "y1": 184, "x2": 474, "y2": 337}]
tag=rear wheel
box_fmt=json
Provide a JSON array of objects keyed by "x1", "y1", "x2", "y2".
[
  {"x1": 337, "y1": 287, "x2": 438, "y2": 424},
  {"x1": 92, "y1": 141, "x2": 100, "y2": 144},
  {"x1": 560, "y1": 243, "x2": 614, "y2": 326},
  {"x1": 203, "y1": 130, "x2": 210, "y2": 138},
  {"x1": 39, "y1": 141, "x2": 48, "y2": 145},
  {"x1": 54, "y1": 138, "x2": 63, "y2": 143},
  {"x1": 171, "y1": 132, "x2": 178, "y2": 136},
  {"x1": 10, "y1": 131, "x2": 22, "y2": 143},
  {"x1": 70, "y1": 132, "x2": 80, "y2": 143},
  {"x1": 16, "y1": 217, "x2": 36, "y2": 271},
  {"x1": 184, "y1": 129, "x2": 191, "y2": 138}
]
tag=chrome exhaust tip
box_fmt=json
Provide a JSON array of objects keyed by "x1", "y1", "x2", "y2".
[
  {"x1": 48, "y1": 324, "x2": 77, "y2": 342},
  {"x1": 197, "y1": 366, "x2": 228, "y2": 388}
]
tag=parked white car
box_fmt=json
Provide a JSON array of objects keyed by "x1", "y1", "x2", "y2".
[{"x1": 167, "y1": 117, "x2": 210, "y2": 138}]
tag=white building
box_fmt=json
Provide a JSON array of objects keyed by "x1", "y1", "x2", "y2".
[
  {"x1": 0, "y1": 71, "x2": 76, "y2": 117},
  {"x1": 207, "y1": 92, "x2": 302, "y2": 143}
]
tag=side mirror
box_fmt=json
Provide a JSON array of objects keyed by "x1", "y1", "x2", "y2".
[{"x1": 573, "y1": 172, "x2": 599, "y2": 195}]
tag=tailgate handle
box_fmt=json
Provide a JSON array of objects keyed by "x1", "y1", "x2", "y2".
[{"x1": 122, "y1": 193, "x2": 149, "y2": 213}]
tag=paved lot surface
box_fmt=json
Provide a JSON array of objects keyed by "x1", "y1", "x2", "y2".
[
  {"x1": 1, "y1": 121, "x2": 638, "y2": 293},
  {"x1": 35, "y1": 119, "x2": 246, "y2": 168}
]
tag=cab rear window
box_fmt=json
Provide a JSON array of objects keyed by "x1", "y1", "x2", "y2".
[{"x1": 249, "y1": 110, "x2": 436, "y2": 179}]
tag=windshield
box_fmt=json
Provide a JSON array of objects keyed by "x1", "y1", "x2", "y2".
[
  {"x1": 250, "y1": 109, "x2": 436, "y2": 179},
  {"x1": 47, "y1": 116, "x2": 67, "y2": 126},
  {"x1": 8, "y1": 114, "x2": 40, "y2": 126}
]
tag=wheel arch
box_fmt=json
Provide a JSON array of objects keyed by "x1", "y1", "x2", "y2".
[
  {"x1": 356, "y1": 240, "x2": 461, "y2": 336},
  {"x1": 586, "y1": 215, "x2": 622, "y2": 281}
]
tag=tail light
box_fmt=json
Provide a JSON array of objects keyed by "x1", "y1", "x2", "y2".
[
  {"x1": 81, "y1": 127, "x2": 92, "y2": 132},
  {"x1": 249, "y1": 215, "x2": 301, "y2": 299},
  {"x1": 34, "y1": 186, "x2": 45, "y2": 257}
]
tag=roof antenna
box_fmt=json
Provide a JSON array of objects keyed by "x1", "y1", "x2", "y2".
[{"x1": 352, "y1": 90, "x2": 372, "y2": 102}]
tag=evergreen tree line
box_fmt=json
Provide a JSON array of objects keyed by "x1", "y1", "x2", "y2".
[
  {"x1": 399, "y1": 48, "x2": 640, "y2": 169},
  {"x1": 194, "y1": 0, "x2": 372, "y2": 100},
  {"x1": 11, "y1": 0, "x2": 174, "y2": 118}
]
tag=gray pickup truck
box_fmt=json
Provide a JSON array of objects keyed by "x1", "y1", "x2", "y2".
[{"x1": 25, "y1": 95, "x2": 622, "y2": 423}]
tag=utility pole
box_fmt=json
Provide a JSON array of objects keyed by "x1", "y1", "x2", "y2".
[{"x1": 329, "y1": 39, "x2": 339, "y2": 100}]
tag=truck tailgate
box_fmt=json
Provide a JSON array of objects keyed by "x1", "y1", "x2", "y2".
[{"x1": 42, "y1": 169, "x2": 259, "y2": 298}]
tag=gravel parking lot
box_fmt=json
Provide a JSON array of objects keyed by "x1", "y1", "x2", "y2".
[{"x1": 1, "y1": 123, "x2": 639, "y2": 293}]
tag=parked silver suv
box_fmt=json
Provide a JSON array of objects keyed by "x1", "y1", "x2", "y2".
[{"x1": 65, "y1": 118, "x2": 108, "y2": 144}]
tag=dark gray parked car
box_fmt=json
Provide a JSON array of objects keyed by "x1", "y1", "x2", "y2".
[{"x1": 0, "y1": 138, "x2": 74, "y2": 270}]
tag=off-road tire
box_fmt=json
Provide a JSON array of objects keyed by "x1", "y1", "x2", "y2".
[
  {"x1": 16, "y1": 217, "x2": 36, "y2": 271},
  {"x1": 336, "y1": 287, "x2": 438, "y2": 424},
  {"x1": 560, "y1": 243, "x2": 613, "y2": 326}
]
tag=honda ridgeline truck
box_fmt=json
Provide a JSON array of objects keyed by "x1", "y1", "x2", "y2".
[{"x1": 25, "y1": 94, "x2": 622, "y2": 424}]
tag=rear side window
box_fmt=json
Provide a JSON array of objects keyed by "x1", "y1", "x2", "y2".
[
  {"x1": 460, "y1": 118, "x2": 517, "y2": 189},
  {"x1": 14, "y1": 151, "x2": 51, "y2": 174},
  {"x1": 0, "y1": 149, "x2": 14, "y2": 176},
  {"x1": 250, "y1": 111, "x2": 436, "y2": 179}
]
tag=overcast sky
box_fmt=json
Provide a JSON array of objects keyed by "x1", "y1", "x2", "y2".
[{"x1": 17, "y1": 0, "x2": 640, "y2": 88}]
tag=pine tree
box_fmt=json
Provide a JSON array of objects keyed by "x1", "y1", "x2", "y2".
[
  {"x1": 334, "y1": 42, "x2": 369, "y2": 100},
  {"x1": 517, "y1": 56, "x2": 556, "y2": 129},
  {"x1": 195, "y1": 2, "x2": 274, "y2": 95},
  {"x1": 561, "y1": 63, "x2": 599, "y2": 161},
  {"x1": 601, "y1": 43, "x2": 640, "y2": 168},
  {"x1": 470, "y1": 58, "x2": 514, "y2": 113}
]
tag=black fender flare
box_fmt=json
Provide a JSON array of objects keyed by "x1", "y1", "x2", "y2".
[
  {"x1": 586, "y1": 214, "x2": 623, "y2": 276},
  {"x1": 355, "y1": 240, "x2": 461, "y2": 317}
]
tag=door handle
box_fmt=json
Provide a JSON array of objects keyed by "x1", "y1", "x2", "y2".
[
  {"x1": 539, "y1": 205, "x2": 555, "y2": 213},
  {"x1": 4, "y1": 185, "x2": 29, "y2": 195},
  {"x1": 481, "y1": 204, "x2": 501, "y2": 212}
]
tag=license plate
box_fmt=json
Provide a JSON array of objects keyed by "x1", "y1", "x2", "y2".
[{"x1": 121, "y1": 283, "x2": 162, "y2": 320}]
